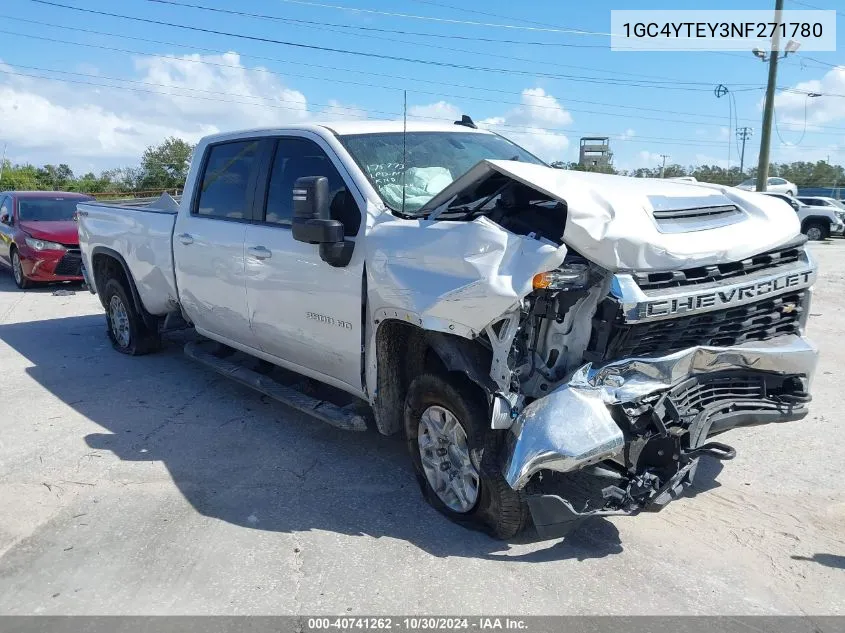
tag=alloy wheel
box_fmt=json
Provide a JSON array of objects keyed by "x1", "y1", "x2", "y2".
[
  {"x1": 418, "y1": 405, "x2": 480, "y2": 513},
  {"x1": 109, "y1": 295, "x2": 131, "y2": 348}
]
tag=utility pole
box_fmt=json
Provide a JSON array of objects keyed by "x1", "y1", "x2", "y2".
[
  {"x1": 659, "y1": 154, "x2": 670, "y2": 178},
  {"x1": 737, "y1": 127, "x2": 753, "y2": 175},
  {"x1": 755, "y1": 0, "x2": 784, "y2": 192},
  {"x1": 0, "y1": 143, "x2": 6, "y2": 184}
]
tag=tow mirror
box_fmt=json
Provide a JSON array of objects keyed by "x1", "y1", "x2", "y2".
[{"x1": 291, "y1": 176, "x2": 354, "y2": 267}]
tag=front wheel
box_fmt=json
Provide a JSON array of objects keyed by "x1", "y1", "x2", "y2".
[
  {"x1": 11, "y1": 250, "x2": 31, "y2": 289},
  {"x1": 804, "y1": 222, "x2": 828, "y2": 241},
  {"x1": 785, "y1": 189, "x2": 795, "y2": 197},
  {"x1": 404, "y1": 373, "x2": 528, "y2": 539},
  {"x1": 103, "y1": 278, "x2": 161, "y2": 355}
]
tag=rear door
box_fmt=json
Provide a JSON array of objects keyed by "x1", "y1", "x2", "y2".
[
  {"x1": 243, "y1": 134, "x2": 365, "y2": 393},
  {"x1": 173, "y1": 139, "x2": 265, "y2": 349}
]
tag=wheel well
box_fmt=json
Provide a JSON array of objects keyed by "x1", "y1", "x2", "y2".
[
  {"x1": 92, "y1": 252, "x2": 131, "y2": 308},
  {"x1": 372, "y1": 319, "x2": 494, "y2": 436},
  {"x1": 91, "y1": 251, "x2": 160, "y2": 331},
  {"x1": 801, "y1": 216, "x2": 828, "y2": 230}
]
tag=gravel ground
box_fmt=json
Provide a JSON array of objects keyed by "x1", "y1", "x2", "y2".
[{"x1": 0, "y1": 241, "x2": 842, "y2": 615}]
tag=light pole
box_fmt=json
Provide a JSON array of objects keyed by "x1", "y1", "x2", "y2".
[
  {"x1": 752, "y1": 0, "x2": 801, "y2": 192},
  {"x1": 659, "y1": 154, "x2": 670, "y2": 178}
]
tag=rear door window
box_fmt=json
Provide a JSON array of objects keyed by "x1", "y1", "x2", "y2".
[{"x1": 194, "y1": 140, "x2": 262, "y2": 221}]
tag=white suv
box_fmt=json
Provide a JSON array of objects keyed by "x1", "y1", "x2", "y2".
[{"x1": 762, "y1": 192, "x2": 844, "y2": 240}]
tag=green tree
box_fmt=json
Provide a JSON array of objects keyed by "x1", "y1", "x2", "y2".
[{"x1": 139, "y1": 137, "x2": 194, "y2": 191}]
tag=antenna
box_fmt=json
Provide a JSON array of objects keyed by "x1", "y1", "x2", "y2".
[{"x1": 401, "y1": 90, "x2": 407, "y2": 215}]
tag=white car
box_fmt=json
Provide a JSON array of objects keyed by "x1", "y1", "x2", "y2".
[{"x1": 736, "y1": 176, "x2": 797, "y2": 196}]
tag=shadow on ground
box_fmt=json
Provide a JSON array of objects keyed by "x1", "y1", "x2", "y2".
[
  {"x1": 0, "y1": 310, "x2": 625, "y2": 561},
  {"x1": 791, "y1": 553, "x2": 845, "y2": 569}
]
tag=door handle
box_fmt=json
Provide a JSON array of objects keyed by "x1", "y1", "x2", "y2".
[
  {"x1": 177, "y1": 233, "x2": 194, "y2": 245},
  {"x1": 248, "y1": 246, "x2": 272, "y2": 260}
]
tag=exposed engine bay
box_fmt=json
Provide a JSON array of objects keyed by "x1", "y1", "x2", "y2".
[{"x1": 366, "y1": 158, "x2": 819, "y2": 538}]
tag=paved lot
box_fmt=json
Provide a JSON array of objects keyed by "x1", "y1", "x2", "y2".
[{"x1": 0, "y1": 242, "x2": 843, "y2": 615}]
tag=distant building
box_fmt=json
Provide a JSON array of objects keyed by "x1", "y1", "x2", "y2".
[{"x1": 579, "y1": 137, "x2": 611, "y2": 169}]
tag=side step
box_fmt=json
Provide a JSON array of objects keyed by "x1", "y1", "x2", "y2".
[{"x1": 184, "y1": 341, "x2": 367, "y2": 432}]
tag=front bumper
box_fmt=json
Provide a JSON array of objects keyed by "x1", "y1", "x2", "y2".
[
  {"x1": 18, "y1": 245, "x2": 84, "y2": 281},
  {"x1": 503, "y1": 335, "x2": 818, "y2": 537}
]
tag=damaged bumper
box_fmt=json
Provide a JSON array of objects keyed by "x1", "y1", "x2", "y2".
[{"x1": 503, "y1": 335, "x2": 817, "y2": 537}]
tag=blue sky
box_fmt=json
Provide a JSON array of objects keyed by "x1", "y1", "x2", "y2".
[{"x1": 0, "y1": 0, "x2": 842, "y2": 174}]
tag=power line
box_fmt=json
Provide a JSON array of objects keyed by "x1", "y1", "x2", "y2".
[
  {"x1": 275, "y1": 0, "x2": 612, "y2": 35},
  {"x1": 0, "y1": 27, "x2": 767, "y2": 131},
  {"x1": 406, "y1": 0, "x2": 565, "y2": 30},
  {"x1": 142, "y1": 0, "x2": 681, "y2": 82},
  {"x1": 787, "y1": 0, "x2": 845, "y2": 18},
  {"x1": 3, "y1": 64, "x2": 840, "y2": 151},
  {"x1": 4, "y1": 17, "x2": 844, "y2": 136},
  {"x1": 142, "y1": 0, "x2": 606, "y2": 48},
  {"x1": 27, "y1": 0, "x2": 741, "y2": 91}
]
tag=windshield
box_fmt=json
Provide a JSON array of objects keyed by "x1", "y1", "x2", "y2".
[
  {"x1": 18, "y1": 197, "x2": 89, "y2": 221},
  {"x1": 827, "y1": 198, "x2": 845, "y2": 210},
  {"x1": 338, "y1": 131, "x2": 545, "y2": 214}
]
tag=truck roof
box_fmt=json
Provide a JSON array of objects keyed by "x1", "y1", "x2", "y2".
[{"x1": 198, "y1": 120, "x2": 493, "y2": 145}]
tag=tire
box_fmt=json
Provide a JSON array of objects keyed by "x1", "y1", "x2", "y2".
[
  {"x1": 103, "y1": 278, "x2": 161, "y2": 355},
  {"x1": 11, "y1": 249, "x2": 32, "y2": 289},
  {"x1": 785, "y1": 190, "x2": 795, "y2": 197},
  {"x1": 404, "y1": 373, "x2": 528, "y2": 539},
  {"x1": 804, "y1": 222, "x2": 828, "y2": 241}
]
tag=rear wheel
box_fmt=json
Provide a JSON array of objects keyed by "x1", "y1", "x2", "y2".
[
  {"x1": 103, "y1": 278, "x2": 160, "y2": 355},
  {"x1": 404, "y1": 373, "x2": 528, "y2": 539},
  {"x1": 804, "y1": 222, "x2": 828, "y2": 241},
  {"x1": 11, "y1": 249, "x2": 31, "y2": 289}
]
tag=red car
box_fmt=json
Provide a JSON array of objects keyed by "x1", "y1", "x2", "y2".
[{"x1": 0, "y1": 191, "x2": 94, "y2": 289}]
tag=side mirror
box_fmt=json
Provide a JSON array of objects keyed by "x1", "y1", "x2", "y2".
[
  {"x1": 291, "y1": 176, "x2": 354, "y2": 268},
  {"x1": 0, "y1": 213, "x2": 10, "y2": 225}
]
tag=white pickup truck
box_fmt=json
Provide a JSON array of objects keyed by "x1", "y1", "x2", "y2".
[{"x1": 78, "y1": 120, "x2": 818, "y2": 539}]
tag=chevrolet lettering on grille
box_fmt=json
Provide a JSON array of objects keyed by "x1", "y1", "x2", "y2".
[{"x1": 619, "y1": 266, "x2": 817, "y2": 323}]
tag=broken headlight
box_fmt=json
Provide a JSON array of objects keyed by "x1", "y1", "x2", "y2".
[{"x1": 532, "y1": 263, "x2": 590, "y2": 291}]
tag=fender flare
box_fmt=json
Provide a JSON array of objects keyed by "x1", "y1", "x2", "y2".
[{"x1": 90, "y1": 246, "x2": 158, "y2": 331}]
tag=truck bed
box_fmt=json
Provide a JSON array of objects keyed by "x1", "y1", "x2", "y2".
[{"x1": 77, "y1": 195, "x2": 179, "y2": 316}]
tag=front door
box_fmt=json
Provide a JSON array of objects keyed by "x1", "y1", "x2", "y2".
[
  {"x1": 0, "y1": 196, "x2": 12, "y2": 266},
  {"x1": 173, "y1": 139, "x2": 263, "y2": 349},
  {"x1": 243, "y1": 135, "x2": 365, "y2": 394}
]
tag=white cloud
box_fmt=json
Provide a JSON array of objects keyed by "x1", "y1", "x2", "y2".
[
  {"x1": 637, "y1": 150, "x2": 663, "y2": 165},
  {"x1": 617, "y1": 128, "x2": 636, "y2": 141},
  {"x1": 407, "y1": 88, "x2": 572, "y2": 161},
  {"x1": 774, "y1": 65, "x2": 845, "y2": 126},
  {"x1": 408, "y1": 100, "x2": 462, "y2": 122},
  {"x1": 0, "y1": 53, "x2": 364, "y2": 170}
]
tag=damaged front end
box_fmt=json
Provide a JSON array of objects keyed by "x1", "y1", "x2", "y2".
[
  {"x1": 497, "y1": 242, "x2": 818, "y2": 538},
  {"x1": 504, "y1": 336, "x2": 816, "y2": 538}
]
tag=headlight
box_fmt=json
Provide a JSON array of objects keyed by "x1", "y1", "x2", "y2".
[
  {"x1": 836, "y1": 211, "x2": 845, "y2": 223},
  {"x1": 25, "y1": 237, "x2": 66, "y2": 251},
  {"x1": 533, "y1": 263, "x2": 590, "y2": 290}
]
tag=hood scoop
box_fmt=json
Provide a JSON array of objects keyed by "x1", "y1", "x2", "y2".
[{"x1": 648, "y1": 194, "x2": 745, "y2": 234}]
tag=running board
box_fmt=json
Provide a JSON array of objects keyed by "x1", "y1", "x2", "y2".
[{"x1": 184, "y1": 341, "x2": 367, "y2": 432}]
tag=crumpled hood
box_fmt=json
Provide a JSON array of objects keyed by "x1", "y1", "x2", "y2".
[
  {"x1": 19, "y1": 220, "x2": 80, "y2": 245},
  {"x1": 423, "y1": 160, "x2": 801, "y2": 272}
]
